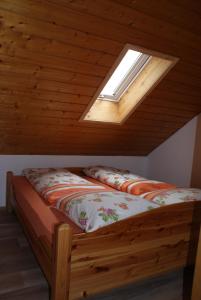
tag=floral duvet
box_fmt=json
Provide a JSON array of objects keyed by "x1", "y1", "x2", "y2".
[
  {"x1": 143, "y1": 188, "x2": 201, "y2": 205},
  {"x1": 22, "y1": 168, "x2": 159, "y2": 232},
  {"x1": 83, "y1": 166, "x2": 176, "y2": 195},
  {"x1": 23, "y1": 168, "x2": 107, "y2": 204},
  {"x1": 23, "y1": 167, "x2": 201, "y2": 233},
  {"x1": 54, "y1": 191, "x2": 159, "y2": 232}
]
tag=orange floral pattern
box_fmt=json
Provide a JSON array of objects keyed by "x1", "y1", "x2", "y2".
[{"x1": 83, "y1": 166, "x2": 175, "y2": 196}]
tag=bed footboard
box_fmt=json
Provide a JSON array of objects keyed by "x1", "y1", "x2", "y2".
[{"x1": 69, "y1": 201, "x2": 201, "y2": 299}]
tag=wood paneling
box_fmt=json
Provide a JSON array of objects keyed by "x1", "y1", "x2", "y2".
[{"x1": 0, "y1": 0, "x2": 201, "y2": 154}]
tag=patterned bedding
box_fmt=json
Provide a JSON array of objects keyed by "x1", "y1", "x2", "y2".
[
  {"x1": 55, "y1": 191, "x2": 159, "y2": 232},
  {"x1": 83, "y1": 166, "x2": 176, "y2": 195},
  {"x1": 142, "y1": 188, "x2": 201, "y2": 205},
  {"x1": 23, "y1": 168, "x2": 107, "y2": 204},
  {"x1": 23, "y1": 168, "x2": 159, "y2": 232},
  {"x1": 23, "y1": 167, "x2": 201, "y2": 232}
]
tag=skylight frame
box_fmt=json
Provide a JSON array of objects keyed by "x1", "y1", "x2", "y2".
[
  {"x1": 80, "y1": 44, "x2": 179, "y2": 125},
  {"x1": 98, "y1": 51, "x2": 151, "y2": 102}
]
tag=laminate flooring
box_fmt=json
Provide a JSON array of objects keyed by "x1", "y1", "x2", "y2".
[{"x1": 0, "y1": 209, "x2": 193, "y2": 300}]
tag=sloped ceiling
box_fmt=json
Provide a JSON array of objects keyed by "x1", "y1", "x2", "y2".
[{"x1": 0, "y1": 0, "x2": 201, "y2": 155}]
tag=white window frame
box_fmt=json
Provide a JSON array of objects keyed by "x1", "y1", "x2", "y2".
[{"x1": 98, "y1": 52, "x2": 151, "y2": 102}]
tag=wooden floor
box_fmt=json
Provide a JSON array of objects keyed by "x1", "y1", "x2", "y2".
[{"x1": 0, "y1": 209, "x2": 193, "y2": 300}]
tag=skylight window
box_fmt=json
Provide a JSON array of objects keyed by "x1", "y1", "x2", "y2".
[
  {"x1": 81, "y1": 44, "x2": 178, "y2": 124},
  {"x1": 98, "y1": 49, "x2": 150, "y2": 102}
]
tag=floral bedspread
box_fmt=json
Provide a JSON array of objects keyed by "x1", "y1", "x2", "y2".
[
  {"x1": 22, "y1": 167, "x2": 201, "y2": 233},
  {"x1": 143, "y1": 188, "x2": 201, "y2": 205},
  {"x1": 23, "y1": 168, "x2": 108, "y2": 204},
  {"x1": 83, "y1": 166, "x2": 175, "y2": 195},
  {"x1": 54, "y1": 191, "x2": 159, "y2": 232}
]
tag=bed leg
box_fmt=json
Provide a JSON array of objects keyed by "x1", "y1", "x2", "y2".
[
  {"x1": 51, "y1": 223, "x2": 72, "y2": 300},
  {"x1": 6, "y1": 171, "x2": 14, "y2": 213}
]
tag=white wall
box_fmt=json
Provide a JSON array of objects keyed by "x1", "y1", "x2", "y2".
[
  {"x1": 0, "y1": 155, "x2": 148, "y2": 206},
  {"x1": 147, "y1": 116, "x2": 198, "y2": 187},
  {"x1": 0, "y1": 116, "x2": 198, "y2": 206}
]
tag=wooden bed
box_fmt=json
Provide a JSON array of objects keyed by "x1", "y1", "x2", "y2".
[{"x1": 6, "y1": 168, "x2": 201, "y2": 300}]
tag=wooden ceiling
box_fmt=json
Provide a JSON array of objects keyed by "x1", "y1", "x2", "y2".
[{"x1": 0, "y1": 0, "x2": 201, "y2": 155}]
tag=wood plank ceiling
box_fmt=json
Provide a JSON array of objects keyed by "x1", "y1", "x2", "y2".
[{"x1": 0, "y1": 0, "x2": 201, "y2": 155}]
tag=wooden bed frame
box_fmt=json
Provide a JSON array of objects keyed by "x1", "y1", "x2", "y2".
[{"x1": 6, "y1": 168, "x2": 201, "y2": 300}]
